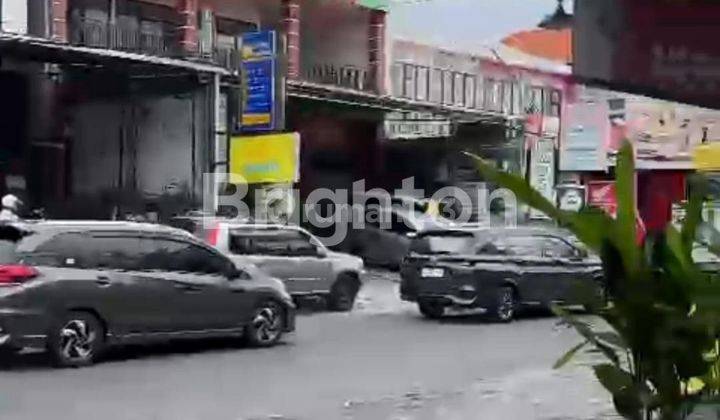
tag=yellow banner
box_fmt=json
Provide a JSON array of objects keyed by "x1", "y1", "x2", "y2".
[
  {"x1": 229, "y1": 133, "x2": 300, "y2": 184},
  {"x1": 693, "y1": 143, "x2": 720, "y2": 172}
]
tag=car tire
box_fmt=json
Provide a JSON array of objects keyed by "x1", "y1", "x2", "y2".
[
  {"x1": 47, "y1": 311, "x2": 104, "y2": 368},
  {"x1": 244, "y1": 300, "x2": 285, "y2": 347},
  {"x1": 418, "y1": 301, "x2": 445, "y2": 319},
  {"x1": 327, "y1": 275, "x2": 359, "y2": 312},
  {"x1": 487, "y1": 286, "x2": 516, "y2": 323}
]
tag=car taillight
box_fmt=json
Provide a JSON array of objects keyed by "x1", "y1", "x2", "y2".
[
  {"x1": 0, "y1": 265, "x2": 38, "y2": 286},
  {"x1": 206, "y1": 224, "x2": 220, "y2": 246}
]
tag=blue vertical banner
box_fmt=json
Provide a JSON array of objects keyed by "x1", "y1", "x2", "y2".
[{"x1": 241, "y1": 31, "x2": 277, "y2": 132}]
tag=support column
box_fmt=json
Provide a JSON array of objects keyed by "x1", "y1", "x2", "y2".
[
  {"x1": 51, "y1": 0, "x2": 69, "y2": 42},
  {"x1": 368, "y1": 9, "x2": 387, "y2": 94},
  {"x1": 177, "y1": 0, "x2": 198, "y2": 55},
  {"x1": 282, "y1": 0, "x2": 301, "y2": 80}
]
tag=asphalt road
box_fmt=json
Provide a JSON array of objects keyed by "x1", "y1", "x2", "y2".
[{"x1": 0, "y1": 271, "x2": 617, "y2": 420}]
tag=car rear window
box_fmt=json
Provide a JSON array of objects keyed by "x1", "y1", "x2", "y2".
[{"x1": 410, "y1": 230, "x2": 477, "y2": 255}]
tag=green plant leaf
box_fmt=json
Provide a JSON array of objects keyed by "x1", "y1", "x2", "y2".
[
  {"x1": 552, "y1": 305, "x2": 621, "y2": 366},
  {"x1": 614, "y1": 141, "x2": 641, "y2": 277},
  {"x1": 467, "y1": 152, "x2": 614, "y2": 254},
  {"x1": 594, "y1": 364, "x2": 635, "y2": 394},
  {"x1": 466, "y1": 152, "x2": 562, "y2": 220},
  {"x1": 554, "y1": 340, "x2": 588, "y2": 369},
  {"x1": 596, "y1": 331, "x2": 629, "y2": 350},
  {"x1": 594, "y1": 363, "x2": 646, "y2": 420}
]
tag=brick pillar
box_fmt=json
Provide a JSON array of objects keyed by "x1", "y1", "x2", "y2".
[
  {"x1": 51, "y1": 0, "x2": 69, "y2": 42},
  {"x1": 368, "y1": 10, "x2": 387, "y2": 94},
  {"x1": 178, "y1": 0, "x2": 198, "y2": 55},
  {"x1": 282, "y1": 0, "x2": 301, "y2": 79}
]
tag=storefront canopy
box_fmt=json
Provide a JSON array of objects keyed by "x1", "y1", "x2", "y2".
[{"x1": 0, "y1": 33, "x2": 230, "y2": 75}]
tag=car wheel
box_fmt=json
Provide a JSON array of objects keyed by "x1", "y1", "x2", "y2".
[
  {"x1": 418, "y1": 301, "x2": 445, "y2": 319},
  {"x1": 47, "y1": 311, "x2": 104, "y2": 368},
  {"x1": 245, "y1": 301, "x2": 284, "y2": 347},
  {"x1": 327, "y1": 275, "x2": 359, "y2": 312},
  {"x1": 488, "y1": 286, "x2": 516, "y2": 323}
]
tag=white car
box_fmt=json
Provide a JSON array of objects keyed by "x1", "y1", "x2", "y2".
[{"x1": 172, "y1": 218, "x2": 364, "y2": 311}]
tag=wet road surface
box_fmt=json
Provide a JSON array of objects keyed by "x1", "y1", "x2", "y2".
[{"x1": 0, "y1": 270, "x2": 617, "y2": 420}]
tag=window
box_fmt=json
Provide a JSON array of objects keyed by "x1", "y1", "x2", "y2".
[
  {"x1": 454, "y1": 72, "x2": 465, "y2": 106},
  {"x1": 479, "y1": 236, "x2": 545, "y2": 257},
  {"x1": 442, "y1": 71, "x2": 454, "y2": 104},
  {"x1": 402, "y1": 64, "x2": 415, "y2": 99},
  {"x1": 540, "y1": 237, "x2": 576, "y2": 258},
  {"x1": 502, "y1": 81, "x2": 512, "y2": 114},
  {"x1": 549, "y1": 89, "x2": 562, "y2": 117},
  {"x1": 484, "y1": 79, "x2": 502, "y2": 112},
  {"x1": 416, "y1": 66, "x2": 429, "y2": 101},
  {"x1": 144, "y1": 238, "x2": 228, "y2": 274},
  {"x1": 511, "y1": 82, "x2": 522, "y2": 115},
  {"x1": 430, "y1": 69, "x2": 443, "y2": 103},
  {"x1": 464, "y1": 75, "x2": 476, "y2": 108},
  {"x1": 229, "y1": 229, "x2": 317, "y2": 257},
  {"x1": 526, "y1": 86, "x2": 544, "y2": 114},
  {"x1": 23, "y1": 232, "x2": 96, "y2": 268},
  {"x1": 475, "y1": 77, "x2": 484, "y2": 109},
  {"x1": 90, "y1": 235, "x2": 145, "y2": 271}
]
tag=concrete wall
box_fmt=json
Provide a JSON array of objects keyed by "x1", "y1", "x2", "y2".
[{"x1": 300, "y1": 2, "x2": 370, "y2": 76}]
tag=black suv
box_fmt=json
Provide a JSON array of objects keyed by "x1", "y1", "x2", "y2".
[{"x1": 0, "y1": 221, "x2": 295, "y2": 367}]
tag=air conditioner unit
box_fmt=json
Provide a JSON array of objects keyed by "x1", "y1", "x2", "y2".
[{"x1": 1, "y1": 0, "x2": 28, "y2": 34}]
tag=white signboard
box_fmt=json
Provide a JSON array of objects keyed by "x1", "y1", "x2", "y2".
[
  {"x1": 529, "y1": 138, "x2": 555, "y2": 219},
  {"x1": 556, "y1": 184, "x2": 586, "y2": 212},
  {"x1": 384, "y1": 112, "x2": 452, "y2": 140}
]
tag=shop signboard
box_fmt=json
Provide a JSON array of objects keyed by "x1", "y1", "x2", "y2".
[
  {"x1": 556, "y1": 184, "x2": 586, "y2": 212},
  {"x1": 241, "y1": 31, "x2": 277, "y2": 132},
  {"x1": 528, "y1": 138, "x2": 555, "y2": 219},
  {"x1": 587, "y1": 180, "x2": 617, "y2": 216},
  {"x1": 383, "y1": 112, "x2": 452, "y2": 140},
  {"x1": 560, "y1": 101, "x2": 609, "y2": 171},
  {"x1": 693, "y1": 142, "x2": 720, "y2": 172},
  {"x1": 229, "y1": 133, "x2": 300, "y2": 184}
]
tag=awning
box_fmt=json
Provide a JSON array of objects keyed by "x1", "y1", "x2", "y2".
[
  {"x1": 0, "y1": 33, "x2": 230, "y2": 75},
  {"x1": 286, "y1": 79, "x2": 507, "y2": 124}
]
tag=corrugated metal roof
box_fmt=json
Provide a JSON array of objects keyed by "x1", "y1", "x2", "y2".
[{"x1": 0, "y1": 33, "x2": 230, "y2": 75}]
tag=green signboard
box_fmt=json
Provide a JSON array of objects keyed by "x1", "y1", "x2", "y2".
[{"x1": 359, "y1": 0, "x2": 389, "y2": 11}]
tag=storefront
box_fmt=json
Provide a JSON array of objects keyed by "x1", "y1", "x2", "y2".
[{"x1": 0, "y1": 33, "x2": 229, "y2": 220}]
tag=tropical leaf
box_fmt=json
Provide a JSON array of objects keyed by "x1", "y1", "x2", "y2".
[
  {"x1": 554, "y1": 341, "x2": 588, "y2": 369},
  {"x1": 552, "y1": 305, "x2": 621, "y2": 366},
  {"x1": 467, "y1": 152, "x2": 613, "y2": 253},
  {"x1": 594, "y1": 364, "x2": 646, "y2": 420},
  {"x1": 614, "y1": 142, "x2": 641, "y2": 277}
]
